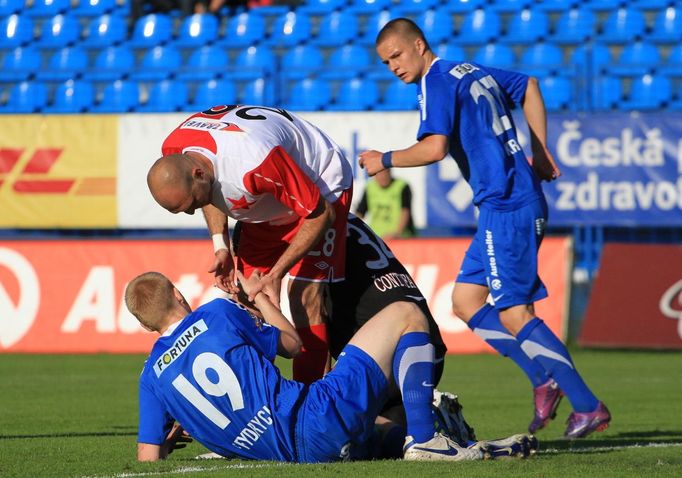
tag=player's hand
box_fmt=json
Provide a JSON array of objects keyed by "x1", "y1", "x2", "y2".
[
  {"x1": 161, "y1": 423, "x2": 192, "y2": 458},
  {"x1": 531, "y1": 145, "x2": 562, "y2": 182},
  {"x1": 358, "y1": 150, "x2": 386, "y2": 176},
  {"x1": 244, "y1": 271, "x2": 282, "y2": 310},
  {"x1": 208, "y1": 249, "x2": 238, "y2": 294}
]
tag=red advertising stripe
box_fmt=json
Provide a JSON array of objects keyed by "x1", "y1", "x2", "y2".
[
  {"x1": 21, "y1": 148, "x2": 63, "y2": 173},
  {"x1": 13, "y1": 179, "x2": 75, "y2": 193},
  {"x1": 0, "y1": 148, "x2": 22, "y2": 173}
]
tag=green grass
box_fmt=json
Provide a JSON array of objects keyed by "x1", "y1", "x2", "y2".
[{"x1": 1, "y1": 351, "x2": 681, "y2": 477}]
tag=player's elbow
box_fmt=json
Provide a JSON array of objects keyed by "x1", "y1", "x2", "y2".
[
  {"x1": 423, "y1": 135, "x2": 449, "y2": 163},
  {"x1": 137, "y1": 443, "x2": 162, "y2": 462}
]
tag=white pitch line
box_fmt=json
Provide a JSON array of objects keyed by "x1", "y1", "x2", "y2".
[{"x1": 541, "y1": 442, "x2": 682, "y2": 455}]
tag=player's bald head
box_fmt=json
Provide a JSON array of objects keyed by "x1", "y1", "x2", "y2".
[
  {"x1": 125, "y1": 272, "x2": 178, "y2": 331},
  {"x1": 147, "y1": 154, "x2": 193, "y2": 206},
  {"x1": 376, "y1": 18, "x2": 429, "y2": 49}
]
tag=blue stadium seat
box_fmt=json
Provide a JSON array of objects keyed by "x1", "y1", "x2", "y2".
[
  {"x1": 647, "y1": 6, "x2": 682, "y2": 44},
  {"x1": 266, "y1": 11, "x2": 312, "y2": 47},
  {"x1": 138, "y1": 79, "x2": 189, "y2": 112},
  {"x1": 381, "y1": 80, "x2": 417, "y2": 111},
  {"x1": 219, "y1": 12, "x2": 266, "y2": 49},
  {"x1": 312, "y1": 11, "x2": 358, "y2": 47},
  {"x1": 501, "y1": 8, "x2": 549, "y2": 44},
  {"x1": 248, "y1": 5, "x2": 289, "y2": 21},
  {"x1": 280, "y1": 44, "x2": 324, "y2": 80},
  {"x1": 586, "y1": 0, "x2": 625, "y2": 11},
  {"x1": 43, "y1": 79, "x2": 95, "y2": 113},
  {"x1": 357, "y1": 9, "x2": 392, "y2": 46},
  {"x1": 534, "y1": 0, "x2": 576, "y2": 12},
  {"x1": 591, "y1": 75, "x2": 622, "y2": 110},
  {"x1": 598, "y1": 8, "x2": 647, "y2": 44},
  {"x1": 85, "y1": 45, "x2": 135, "y2": 81},
  {"x1": 282, "y1": 78, "x2": 331, "y2": 111},
  {"x1": 610, "y1": 41, "x2": 660, "y2": 76},
  {"x1": 440, "y1": 0, "x2": 486, "y2": 13},
  {"x1": 298, "y1": 0, "x2": 346, "y2": 15},
  {"x1": 81, "y1": 14, "x2": 127, "y2": 50},
  {"x1": 25, "y1": 0, "x2": 70, "y2": 17},
  {"x1": 520, "y1": 43, "x2": 564, "y2": 77},
  {"x1": 319, "y1": 44, "x2": 371, "y2": 80},
  {"x1": 435, "y1": 42, "x2": 466, "y2": 61},
  {"x1": 90, "y1": 80, "x2": 140, "y2": 112},
  {"x1": 226, "y1": 45, "x2": 275, "y2": 80},
  {"x1": 348, "y1": 0, "x2": 392, "y2": 15},
  {"x1": 0, "y1": 0, "x2": 23, "y2": 16},
  {"x1": 571, "y1": 43, "x2": 612, "y2": 76},
  {"x1": 0, "y1": 15, "x2": 34, "y2": 50},
  {"x1": 630, "y1": 0, "x2": 672, "y2": 9},
  {"x1": 329, "y1": 78, "x2": 379, "y2": 111},
  {"x1": 174, "y1": 14, "x2": 219, "y2": 49},
  {"x1": 176, "y1": 45, "x2": 228, "y2": 81},
  {"x1": 660, "y1": 44, "x2": 682, "y2": 76},
  {"x1": 73, "y1": 0, "x2": 118, "y2": 17},
  {"x1": 670, "y1": 84, "x2": 682, "y2": 111},
  {"x1": 128, "y1": 14, "x2": 173, "y2": 49},
  {"x1": 0, "y1": 81, "x2": 48, "y2": 113},
  {"x1": 241, "y1": 78, "x2": 274, "y2": 105},
  {"x1": 472, "y1": 43, "x2": 516, "y2": 70},
  {"x1": 130, "y1": 45, "x2": 182, "y2": 81},
  {"x1": 549, "y1": 7, "x2": 597, "y2": 45},
  {"x1": 35, "y1": 14, "x2": 81, "y2": 50},
  {"x1": 457, "y1": 9, "x2": 501, "y2": 45},
  {"x1": 621, "y1": 74, "x2": 672, "y2": 110},
  {"x1": 0, "y1": 47, "x2": 41, "y2": 82},
  {"x1": 191, "y1": 78, "x2": 237, "y2": 110},
  {"x1": 489, "y1": 0, "x2": 533, "y2": 13},
  {"x1": 37, "y1": 46, "x2": 89, "y2": 81},
  {"x1": 398, "y1": 0, "x2": 440, "y2": 16},
  {"x1": 540, "y1": 76, "x2": 572, "y2": 111},
  {"x1": 417, "y1": 8, "x2": 454, "y2": 46}
]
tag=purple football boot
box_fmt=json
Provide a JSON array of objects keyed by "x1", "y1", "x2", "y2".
[
  {"x1": 564, "y1": 402, "x2": 611, "y2": 439},
  {"x1": 528, "y1": 379, "x2": 564, "y2": 434}
]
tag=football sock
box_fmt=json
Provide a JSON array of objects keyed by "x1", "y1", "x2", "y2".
[
  {"x1": 292, "y1": 324, "x2": 328, "y2": 385},
  {"x1": 517, "y1": 318, "x2": 599, "y2": 412},
  {"x1": 468, "y1": 304, "x2": 549, "y2": 388},
  {"x1": 392, "y1": 332, "x2": 436, "y2": 443}
]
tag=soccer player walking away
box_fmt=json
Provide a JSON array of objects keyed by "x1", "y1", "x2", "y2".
[
  {"x1": 359, "y1": 18, "x2": 611, "y2": 439},
  {"x1": 147, "y1": 105, "x2": 353, "y2": 386}
]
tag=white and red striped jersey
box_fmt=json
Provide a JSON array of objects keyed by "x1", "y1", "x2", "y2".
[{"x1": 162, "y1": 105, "x2": 353, "y2": 225}]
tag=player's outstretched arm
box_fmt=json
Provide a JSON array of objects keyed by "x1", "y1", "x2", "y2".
[
  {"x1": 202, "y1": 204, "x2": 238, "y2": 294},
  {"x1": 523, "y1": 77, "x2": 561, "y2": 182},
  {"x1": 137, "y1": 423, "x2": 191, "y2": 462},
  {"x1": 359, "y1": 134, "x2": 449, "y2": 176}
]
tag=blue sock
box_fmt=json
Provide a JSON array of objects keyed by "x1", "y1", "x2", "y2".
[
  {"x1": 393, "y1": 332, "x2": 436, "y2": 443},
  {"x1": 468, "y1": 304, "x2": 549, "y2": 388},
  {"x1": 517, "y1": 318, "x2": 599, "y2": 412}
]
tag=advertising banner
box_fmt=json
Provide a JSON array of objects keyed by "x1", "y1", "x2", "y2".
[
  {"x1": 579, "y1": 243, "x2": 682, "y2": 349},
  {"x1": 0, "y1": 236, "x2": 569, "y2": 354},
  {"x1": 0, "y1": 115, "x2": 118, "y2": 227}
]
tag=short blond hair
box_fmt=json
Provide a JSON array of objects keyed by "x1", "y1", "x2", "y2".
[{"x1": 125, "y1": 272, "x2": 176, "y2": 331}]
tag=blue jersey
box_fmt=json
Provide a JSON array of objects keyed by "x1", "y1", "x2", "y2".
[
  {"x1": 137, "y1": 298, "x2": 305, "y2": 461},
  {"x1": 417, "y1": 59, "x2": 544, "y2": 210}
]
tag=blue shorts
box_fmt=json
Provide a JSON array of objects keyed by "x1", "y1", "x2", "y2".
[
  {"x1": 457, "y1": 198, "x2": 549, "y2": 309},
  {"x1": 294, "y1": 345, "x2": 388, "y2": 463}
]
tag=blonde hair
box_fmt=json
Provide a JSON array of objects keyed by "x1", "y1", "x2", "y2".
[{"x1": 125, "y1": 272, "x2": 176, "y2": 331}]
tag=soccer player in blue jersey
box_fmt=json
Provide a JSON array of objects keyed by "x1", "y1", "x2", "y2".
[
  {"x1": 125, "y1": 270, "x2": 484, "y2": 462},
  {"x1": 359, "y1": 18, "x2": 611, "y2": 439}
]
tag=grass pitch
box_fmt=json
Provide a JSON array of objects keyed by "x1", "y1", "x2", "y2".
[{"x1": 1, "y1": 350, "x2": 681, "y2": 478}]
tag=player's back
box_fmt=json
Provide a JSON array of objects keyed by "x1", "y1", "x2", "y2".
[{"x1": 139, "y1": 298, "x2": 305, "y2": 461}]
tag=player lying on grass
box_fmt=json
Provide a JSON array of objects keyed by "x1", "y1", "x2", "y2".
[{"x1": 127, "y1": 270, "x2": 485, "y2": 462}]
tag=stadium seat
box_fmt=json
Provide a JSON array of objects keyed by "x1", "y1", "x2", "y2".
[
  {"x1": 280, "y1": 44, "x2": 324, "y2": 80},
  {"x1": 549, "y1": 7, "x2": 597, "y2": 45},
  {"x1": 591, "y1": 75, "x2": 622, "y2": 110},
  {"x1": 630, "y1": 0, "x2": 672, "y2": 10},
  {"x1": 501, "y1": 8, "x2": 549, "y2": 44},
  {"x1": 520, "y1": 43, "x2": 564, "y2": 77},
  {"x1": 398, "y1": 0, "x2": 441, "y2": 16},
  {"x1": 25, "y1": 0, "x2": 70, "y2": 17},
  {"x1": 489, "y1": 0, "x2": 533, "y2": 13},
  {"x1": 381, "y1": 79, "x2": 418, "y2": 111},
  {"x1": 0, "y1": 15, "x2": 34, "y2": 50},
  {"x1": 435, "y1": 43, "x2": 466, "y2": 61},
  {"x1": 540, "y1": 76, "x2": 572, "y2": 111},
  {"x1": 610, "y1": 41, "x2": 660, "y2": 76},
  {"x1": 0, "y1": 46, "x2": 41, "y2": 82},
  {"x1": 130, "y1": 45, "x2": 182, "y2": 81},
  {"x1": 319, "y1": 44, "x2": 371, "y2": 80},
  {"x1": 241, "y1": 78, "x2": 273, "y2": 105},
  {"x1": 282, "y1": 78, "x2": 331, "y2": 111},
  {"x1": 90, "y1": 80, "x2": 140, "y2": 112},
  {"x1": 660, "y1": 44, "x2": 682, "y2": 76},
  {"x1": 348, "y1": 0, "x2": 392, "y2": 15},
  {"x1": 176, "y1": 45, "x2": 229, "y2": 81},
  {"x1": 36, "y1": 46, "x2": 89, "y2": 81},
  {"x1": 647, "y1": 6, "x2": 682, "y2": 44},
  {"x1": 298, "y1": 0, "x2": 346, "y2": 15},
  {"x1": 417, "y1": 8, "x2": 455, "y2": 46},
  {"x1": 248, "y1": 5, "x2": 289, "y2": 21},
  {"x1": 191, "y1": 78, "x2": 237, "y2": 110},
  {"x1": 173, "y1": 14, "x2": 219, "y2": 49},
  {"x1": 457, "y1": 9, "x2": 501, "y2": 45},
  {"x1": 534, "y1": 0, "x2": 576, "y2": 12},
  {"x1": 138, "y1": 79, "x2": 189, "y2": 112},
  {"x1": 226, "y1": 45, "x2": 276, "y2": 80},
  {"x1": 35, "y1": 14, "x2": 81, "y2": 50},
  {"x1": 43, "y1": 79, "x2": 95, "y2": 113},
  {"x1": 440, "y1": 0, "x2": 486, "y2": 13},
  {"x1": 472, "y1": 43, "x2": 516, "y2": 70},
  {"x1": 586, "y1": 0, "x2": 625, "y2": 11},
  {"x1": 312, "y1": 11, "x2": 358, "y2": 47},
  {"x1": 571, "y1": 43, "x2": 612, "y2": 76},
  {"x1": 0, "y1": 0, "x2": 23, "y2": 16},
  {"x1": 128, "y1": 14, "x2": 173, "y2": 49},
  {"x1": 598, "y1": 8, "x2": 647, "y2": 44},
  {"x1": 219, "y1": 12, "x2": 266, "y2": 49},
  {"x1": 621, "y1": 74, "x2": 672, "y2": 110},
  {"x1": 669, "y1": 84, "x2": 682, "y2": 111},
  {"x1": 0, "y1": 81, "x2": 48, "y2": 113},
  {"x1": 73, "y1": 0, "x2": 118, "y2": 17},
  {"x1": 357, "y1": 9, "x2": 392, "y2": 46},
  {"x1": 328, "y1": 77, "x2": 379, "y2": 111},
  {"x1": 84, "y1": 45, "x2": 135, "y2": 81},
  {"x1": 81, "y1": 14, "x2": 127, "y2": 50},
  {"x1": 266, "y1": 11, "x2": 312, "y2": 47}
]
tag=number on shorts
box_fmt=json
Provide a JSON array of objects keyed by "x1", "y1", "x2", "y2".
[{"x1": 348, "y1": 221, "x2": 395, "y2": 270}]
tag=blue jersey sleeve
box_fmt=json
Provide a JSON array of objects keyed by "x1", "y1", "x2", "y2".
[
  {"x1": 417, "y1": 72, "x2": 457, "y2": 141},
  {"x1": 138, "y1": 373, "x2": 174, "y2": 445},
  {"x1": 485, "y1": 67, "x2": 529, "y2": 107}
]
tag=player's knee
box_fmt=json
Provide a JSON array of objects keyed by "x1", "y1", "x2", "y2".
[
  {"x1": 451, "y1": 298, "x2": 474, "y2": 322},
  {"x1": 394, "y1": 301, "x2": 428, "y2": 333}
]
